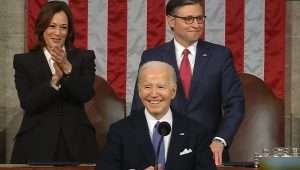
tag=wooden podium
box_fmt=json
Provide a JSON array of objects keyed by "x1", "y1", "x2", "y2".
[
  {"x1": 0, "y1": 164, "x2": 256, "y2": 170},
  {"x1": 0, "y1": 164, "x2": 95, "y2": 170}
]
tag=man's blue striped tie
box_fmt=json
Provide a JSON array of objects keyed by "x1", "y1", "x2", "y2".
[{"x1": 152, "y1": 121, "x2": 165, "y2": 170}]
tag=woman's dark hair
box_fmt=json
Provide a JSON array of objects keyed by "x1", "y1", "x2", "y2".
[
  {"x1": 166, "y1": 0, "x2": 204, "y2": 16},
  {"x1": 31, "y1": 1, "x2": 74, "y2": 51}
]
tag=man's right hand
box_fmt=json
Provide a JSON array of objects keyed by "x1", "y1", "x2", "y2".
[
  {"x1": 210, "y1": 141, "x2": 224, "y2": 166},
  {"x1": 144, "y1": 164, "x2": 162, "y2": 170}
]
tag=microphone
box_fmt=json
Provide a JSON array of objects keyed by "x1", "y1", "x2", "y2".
[
  {"x1": 154, "y1": 122, "x2": 171, "y2": 170},
  {"x1": 158, "y1": 122, "x2": 171, "y2": 136}
]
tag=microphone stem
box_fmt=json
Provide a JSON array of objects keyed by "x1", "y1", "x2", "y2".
[{"x1": 154, "y1": 136, "x2": 163, "y2": 170}]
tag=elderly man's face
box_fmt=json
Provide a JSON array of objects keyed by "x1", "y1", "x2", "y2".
[{"x1": 138, "y1": 66, "x2": 176, "y2": 119}]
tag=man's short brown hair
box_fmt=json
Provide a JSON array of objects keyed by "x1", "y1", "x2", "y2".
[{"x1": 166, "y1": 0, "x2": 204, "y2": 16}]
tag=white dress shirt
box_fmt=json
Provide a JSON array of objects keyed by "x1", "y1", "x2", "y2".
[
  {"x1": 43, "y1": 47, "x2": 55, "y2": 74},
  {"x1": 44, "y1": 47, "x2": 63, "y2": 90},
  {"x1": 144, "y1": 108, "x2": 173, "y2": 160}
]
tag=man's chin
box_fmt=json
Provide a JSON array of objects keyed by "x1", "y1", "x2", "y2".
[
  {"x1": 189, "y1": 37, "x2": 201, "y2": 42},
  {"x1": 186, "y1": 33, "x2": 201, "y2": 39},
  {"x1": 147, "y1": 108, "x2": 162, "y2": 115}
]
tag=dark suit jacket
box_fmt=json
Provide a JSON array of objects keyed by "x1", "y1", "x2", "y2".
[
  {"x1": 131, "y1": 40, "x2": 245, "y2": 146},
  {"x1": 11, "y1": 48, "x2": 98, "y2": 163},
  {"x1": 97, "y1": 109, "x2": 216, "y2": 170}
]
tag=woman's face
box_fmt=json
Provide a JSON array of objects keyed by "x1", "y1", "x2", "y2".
[{"x1": 43, "y1": 11, "x2": 68, "y2": 48}]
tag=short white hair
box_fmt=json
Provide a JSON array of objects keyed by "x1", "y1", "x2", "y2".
[{"x1": 138, "y1": 61, "x2": 177, "y2": 86}]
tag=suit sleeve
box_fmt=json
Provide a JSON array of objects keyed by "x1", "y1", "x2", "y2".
[
  {"x1": 13, "y1": 54, "x2": 60, "y2": 114},
  {"x1": 60, "y1": 50, "x2": 96, "y2": 103},
  {"x1": 217, "y1": 48, "x2": 245, "y2": 146}
]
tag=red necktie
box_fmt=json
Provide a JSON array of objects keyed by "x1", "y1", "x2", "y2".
[{"x1": 180, "y1": 49, "x2": 191, "y2": 98}]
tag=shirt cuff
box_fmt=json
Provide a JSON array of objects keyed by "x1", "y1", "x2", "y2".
[
  {"x1": 213, "y1": 137, "x2": 227, "y2": 147},
  {"x1": 50, "y1": 81, "x2": 61, "y2": 91}
]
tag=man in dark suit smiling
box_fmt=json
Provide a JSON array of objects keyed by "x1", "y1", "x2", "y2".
[
  {"x1": 97, "y1": 61, "x2": 216, "y2": 170},
  {"x1": 131, "y1": 0, "x2": 245, "y2": 165}
]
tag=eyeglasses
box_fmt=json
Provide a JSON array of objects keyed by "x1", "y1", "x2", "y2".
[{"x1": 171, "y1": 15, "x2": 206, "y2": 24}]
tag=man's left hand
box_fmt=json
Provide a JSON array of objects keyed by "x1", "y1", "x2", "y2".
[{"x1": 210, "y1": 141, "x2": 224, "y2": 166}]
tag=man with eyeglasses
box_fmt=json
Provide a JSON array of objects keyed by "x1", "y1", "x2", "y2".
[{"x1": 131, "y1": 0, "x2": 245, "y2": 166}]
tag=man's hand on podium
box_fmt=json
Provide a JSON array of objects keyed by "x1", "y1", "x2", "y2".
[
  {"x1": 144, "y1": 164, "x2": 162, "y2": 170},
  {"x1": 210, "y1": 141, "x2": 225, "y2": 166}
]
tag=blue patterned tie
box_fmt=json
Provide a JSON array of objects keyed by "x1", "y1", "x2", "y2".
[{"x1": 152, "y1": 121, "x2": 165, "y2": 169}]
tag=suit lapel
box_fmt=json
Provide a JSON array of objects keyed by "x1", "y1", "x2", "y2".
[
  {"x1": 188, "y1": 41, "x2": 210, "y2": 101},
  {"x1": 34, "y1": 50, "x2": 53, "y2": 79},
  {"x1": 133, "y1": 113, "x2": 156, "y2": 165},
  {"x1": 66, "y1": 49, "x2": 75, "y2": 65},
  {"x1": 165, "y1": 113, "x2": 187, "y2": 170},
  {"x1": 166, "y1": 41, "x2": 179, "y2": 73},
  {"x1": 166, "y1": 41, "x2": 189, "y2": 105}
]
